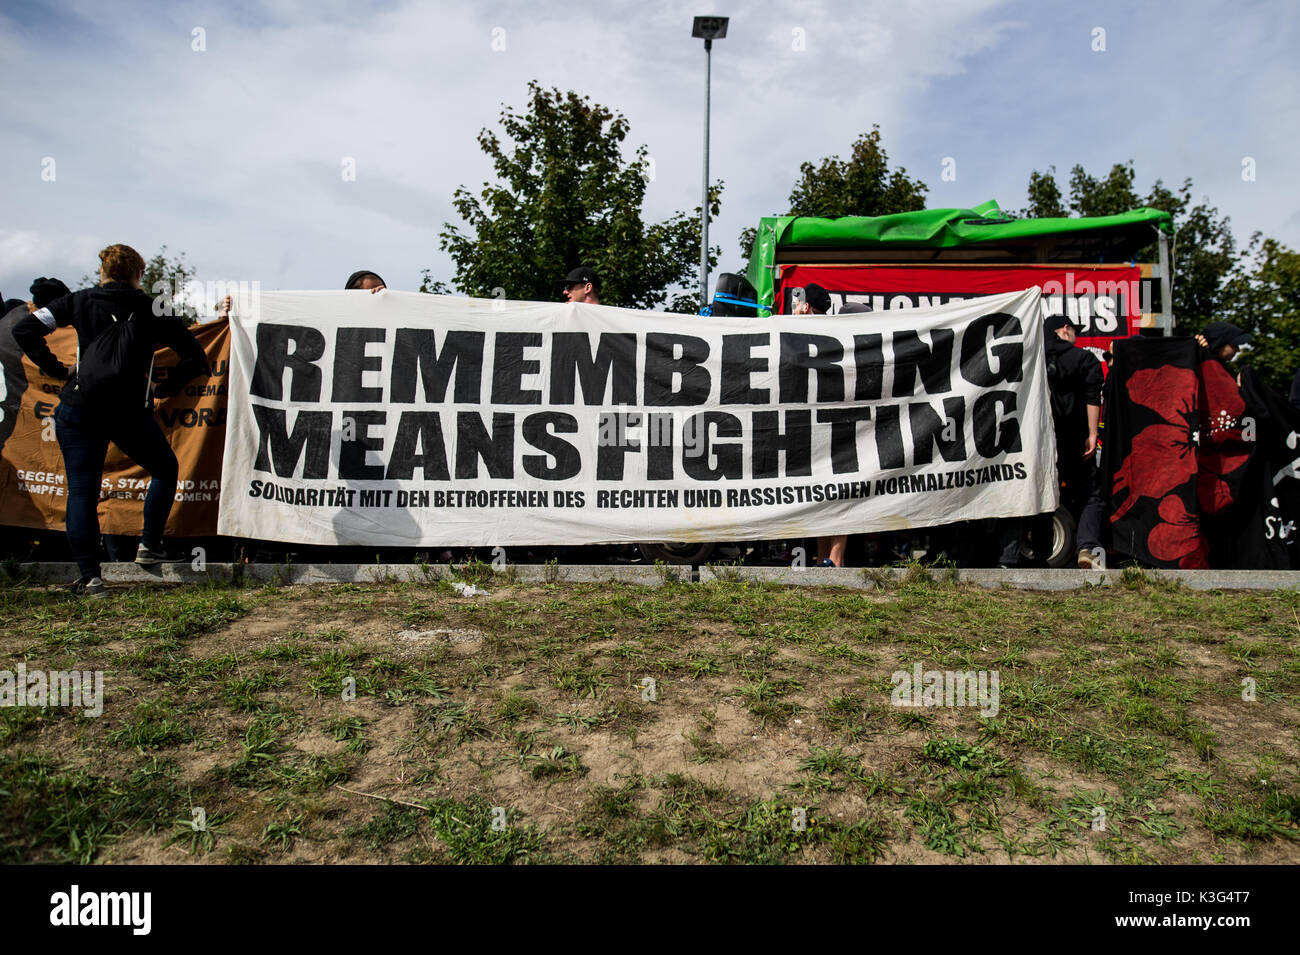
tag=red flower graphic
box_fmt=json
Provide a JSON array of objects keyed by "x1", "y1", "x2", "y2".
[
  {"x1": 1149, "y1": 495, "x2": 1210, "y2": 568},
  {"x1": 1111, "y1": 366, "x2": 1198, "y2": 522}
]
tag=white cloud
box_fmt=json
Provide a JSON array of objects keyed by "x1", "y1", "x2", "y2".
[
  {"x1": 0, "y1": 230, "x2": 104, "y2": 296},
  {"x1": 2, "y1": 0, "x2": 1296, "y2": 301}
]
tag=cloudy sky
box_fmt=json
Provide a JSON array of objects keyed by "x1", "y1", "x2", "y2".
[{"x1": 2, "y1": 0, "x2": 1296, "y2": 307}]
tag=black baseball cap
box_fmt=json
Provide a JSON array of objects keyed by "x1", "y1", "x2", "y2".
[
  {"x1": 1203, "y1": 321, "x2": 1251, "y2": 351},
  {"x1": 802, "y1": 283, "x2": 831, "y2": 313},
  {"x1": 344, "y1": 270, "x2": 386, "y2": 290},
  {"x1": 558, "y1": 266, "x2": 600, "y2": 291},
  {"x1": 30, "y1": 277, "x2": 71, "y2": 308},
  {"x1": 1044, "y1": 314, "x2": 1073, "y2": 334}
]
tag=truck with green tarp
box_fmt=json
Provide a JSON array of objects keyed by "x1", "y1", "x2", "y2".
[
  {"x1": 676, "y1": 201, "x2": 1178, "y2": 567},
  {"x1": 739, "y1": 200, "x2": 1174, "y2": 352}
]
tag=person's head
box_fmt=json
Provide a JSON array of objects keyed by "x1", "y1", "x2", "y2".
[
  {"x1": 98, "y1": 244, "x2": 146, "y2": 288},
  {"x1": 560, "y1": 266, "x2": 600, "y2": 305},
  {"x1": 345, "y1": 270, "x2": 386, "y2": 291},
  {"x1": 29, "y1": 277, "x2": 71, "y2": 309},
  {"x1": 838, "y1": 302, "x2": 870, "y2": 314},
  {"x1": 1045, "y1": 315, "x2": 1077, "y2": 343},
  {"x1": 1202, "y1": 321, "x2": 1250, "y2": 361},
  {"x1": 794, "y1": 283, "x2": 831, "y2": 315}
]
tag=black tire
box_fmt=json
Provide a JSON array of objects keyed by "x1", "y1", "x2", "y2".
[
  {"x1": 1049, "y1": 507, "x2": 1077, "y2": 568},
  {"x1": 1019, "y1": 507, "x2": 1076, "y2": 568},
  {"x1": 637, "y1": 541, "x2": 716, "y2": 565}
]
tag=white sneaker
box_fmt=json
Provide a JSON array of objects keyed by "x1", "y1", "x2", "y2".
[
  {"x1": 1078, "y1": 548, "x2": 1106, "y2": 570},
  {"x1": 72, "y1": 576, "x2": 107, "y2": 598}
]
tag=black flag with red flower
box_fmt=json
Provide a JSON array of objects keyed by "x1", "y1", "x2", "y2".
[
  {"x1": 1102, "y1": 337, "x2": 1208, "y2": 568},
  {"x1": 1100, "y1": 338, "x2": 1294, "y2": 568},
  {"x1": 1218, "y1": 367, "x2": 1300, "y2": 568}
]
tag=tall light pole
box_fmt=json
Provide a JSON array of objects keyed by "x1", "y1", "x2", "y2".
[{"x1": 692, "y1": 16, "x2": 728, "y2": 308}]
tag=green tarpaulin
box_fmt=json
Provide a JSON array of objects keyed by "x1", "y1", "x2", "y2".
[{"x1": 744, "y1": 200, "x2": 1173, "y2": 312}]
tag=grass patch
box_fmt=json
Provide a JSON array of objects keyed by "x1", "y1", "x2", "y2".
[{"x1": 1, "y1": 577, "x2": 1298, "y2": 864}]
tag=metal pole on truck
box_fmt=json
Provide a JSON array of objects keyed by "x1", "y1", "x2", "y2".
[{"x1": 1157, "y1": 230, "x2": 1174, "y2": 335}]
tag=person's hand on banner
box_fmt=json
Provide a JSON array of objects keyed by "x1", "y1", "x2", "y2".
[{"x1": 152, "y1": 370, "x2": 180, "y2": 400}]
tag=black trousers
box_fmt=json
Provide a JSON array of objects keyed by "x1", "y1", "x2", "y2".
[{"x1": 54, "y1": 402, "x2": 178, "y2": 580}]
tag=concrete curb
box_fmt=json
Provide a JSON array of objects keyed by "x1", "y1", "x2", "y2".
[
  {"x1": 698, "y1": 566, "x2": 1300, "y2": 591},
  {"x1": 6, "y1": 562, "x2": 676, "y2": 588},
  {"x1": 7, "y1": 563, "x2": 1300, "y2": 592}
]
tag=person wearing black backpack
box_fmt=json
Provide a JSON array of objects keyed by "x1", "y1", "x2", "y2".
[{"x1": 11, "y1": 244, "x2": 209, "y2": 596}]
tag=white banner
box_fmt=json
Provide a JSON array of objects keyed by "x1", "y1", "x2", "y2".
[{"x1": 218, "y1": 288, "x2": 1058, "y2": 546}]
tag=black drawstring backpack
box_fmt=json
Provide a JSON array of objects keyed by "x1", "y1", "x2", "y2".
[{"x1": 73, "y1": 312, "x2": 155, "y2": 408}]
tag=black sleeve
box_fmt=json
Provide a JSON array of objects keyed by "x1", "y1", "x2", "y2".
[
  {"x1": 152, "y1": 317, "x2": 210, "y2": 399},
  {"x1": 45, "y1": 293, "x2": 75, "y2": 327},
  {"x1": 11, "y1": 314, "x2": 70, "y2": 380},
  {"x1": 1082, "y1": 350, "x2": 1103, "y2": 406}
]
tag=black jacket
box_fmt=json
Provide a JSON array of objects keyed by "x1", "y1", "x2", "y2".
[
  {"x1": 1044, "y1": 335, "x2": 1103, "y2": 457},
  {"x1": 11, "y1": 282, "x2": 208, "y2": 410}
]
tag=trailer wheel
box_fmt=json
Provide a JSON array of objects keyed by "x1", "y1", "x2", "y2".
[
  {"x1": 1019, "y1": 507, "x2": 1076, "y2": 568},
  {"x1": 1048, "y1": 507, "x2": 1078, "y2": 568},
  {"x1": 638, "y1": 542, "x2": 716, "y2": 565}
]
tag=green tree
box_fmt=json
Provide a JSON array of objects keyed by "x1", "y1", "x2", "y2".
[
  {"x1": 435, "y1": 82, "x2": 720, "y2": 311},
  {"x1": 737, "y1": 126, "x2": 928, "y2": 270},
  {"x1": 1022, "y1": 166, "x2": 1066, "y2": 218},
  {"x1": 1222, "y1": 235, "x2": 1300, "y2": 391},
  {"x1": 142, "y1": 247, "x2": 201, "y2": 325},
  {"x1": 786, "y1": 126, "x2": 929, "y2": 219},
  {"x1": 1067, "y1": 161, "x2": 1139, "y2": 217}
]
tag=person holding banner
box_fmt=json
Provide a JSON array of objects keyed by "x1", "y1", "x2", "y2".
[
  {"x1": 345, "y1": 270, "x2": 386, "y2": 292},
  {"x1": 1041, "y1": 315, "x2": 1103, "y2": 569},
  {"x1": 1196, "y1": 321, "x2": 1250, "y2": 368},
  {"x1": 1000, "y1": 315, "x2": 1102, "y2": 568},
  {"x1": 794, "y1": 284, "x2": 850, "y2": 567},
  {"x1": 11, "y1": 244, "x2": 209, "y2": 596},
  {"x1": 559, "y1": 266, "x2": 601, "y2": 305},
  {"x1": 1, "y1": 279, "x2": 70, "y2": 455}
]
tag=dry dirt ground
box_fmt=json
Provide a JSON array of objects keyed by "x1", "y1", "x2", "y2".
[{"x1": 2, "y1": 565, "x2": 1298, "y2": 864}]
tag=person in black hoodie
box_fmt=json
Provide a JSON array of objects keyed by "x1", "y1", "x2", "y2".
[
  {"x1": 998, "y1": 315, "x2": 1103, "y2": 567},
  {"x1": 0, "y1": 278, "x2": 71, "y2": 454},
  {"x1": 1043, "y1": 316, "x2": 1104, "y2": 567},
  {"x1": 11, "y1": 244, "x2": 209, "y2": 595},
  {"x1": 1196, "y1": 321, "x2": 1250, "y2": 368}
]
